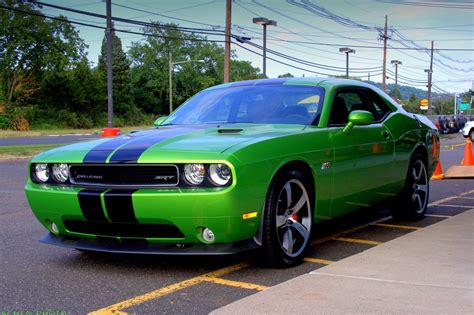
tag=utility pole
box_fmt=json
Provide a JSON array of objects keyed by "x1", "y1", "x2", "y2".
[
  {"x1": 368, "y1": 72, "x2": 371, "y2": 81},
  {"x1": 169, "y1": 52, "x2": 173, "y2": 115},
  {"x1": 426, "y1": 41, "x2": 434, "y2": 115},
  {"x1": 381, "y1": 15, "x2": 388, "y2": 92},
  {"x1": 106, "y1": 0, "x2": 113, "y2": 128},
  {"x1": 224, "y1": 0, "x2": 231, "y2": 83}
]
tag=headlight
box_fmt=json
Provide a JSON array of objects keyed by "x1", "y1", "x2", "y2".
[
  {"x1": 52, "y1": 164, "x2": 69, "y2": 183},
  {"x1": 209, "y1": 164, "x2": 232, "y2": 186},
  {"x1": 34, "y1": 164, "x2": 50, "y2": 183},
  {"x1": 184, "y1": 164, "x2": 205, "y2": 185}
]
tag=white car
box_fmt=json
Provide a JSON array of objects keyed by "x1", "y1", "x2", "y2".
[{"x1": 461, "y1": 121, "x2": 474, "y2": 139}]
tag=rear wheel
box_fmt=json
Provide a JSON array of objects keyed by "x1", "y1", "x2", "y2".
[
  {"x1": 262, "y1": 169, "x2": 313, "y2": 268},
  {"x1": 391, "y1": 153, "x2": 429, "y2": 219}
]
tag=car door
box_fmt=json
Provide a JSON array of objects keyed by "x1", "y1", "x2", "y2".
[{"x1": 328, "y1": 87, "x2": 395, "y2": 217}]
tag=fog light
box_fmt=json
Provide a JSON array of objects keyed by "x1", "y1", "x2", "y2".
[
  {"x1": 202, "y1": 228, "x2": 215, "y2": 243},
  {"x1": 50, "y1": 222, "x2": 59, "y2": 234}
]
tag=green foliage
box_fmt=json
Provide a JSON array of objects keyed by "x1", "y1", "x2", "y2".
[
  {"x1": 278, "y1": 73, "x2": 294, "y2": 78},
  {"x1": 128, "y1": 23, "x2": 260, "y2": 115},
  {"x1": 0, "y1": 8, "x2": 260, "y2": 129}
]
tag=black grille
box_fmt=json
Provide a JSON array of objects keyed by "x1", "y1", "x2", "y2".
[
  {"x1": 69, "y1": 164, "x2": 179, "y2": 187},
  {"x1": 64, "y1": 220, "x2": 184, "y2": 238}
]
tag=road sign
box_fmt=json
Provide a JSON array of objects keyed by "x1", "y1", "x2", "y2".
[{"x1": 459, "y1": 103, "x2": 471, "y2": 111}]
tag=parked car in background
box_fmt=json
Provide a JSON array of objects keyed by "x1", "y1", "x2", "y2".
[{"x1": 462, "y1": 120, "x2": 474, "y2": 140}]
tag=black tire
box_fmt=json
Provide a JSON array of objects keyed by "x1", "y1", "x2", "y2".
[
  {"x1": 390, "y1": 153, "x2": 429, "y2": 220},
  {"x1": 262, "y1": 168, "x2": 313, "y2": 268}
]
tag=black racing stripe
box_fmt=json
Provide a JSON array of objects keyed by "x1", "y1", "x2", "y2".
[
  {"x1": 108, "y1": 128, "x2": 196, "y2": 163},
  {"x1": 77, "y1": 189, "x2": 107, "y2": 222},
  {"x1": 103, "y1": 189, "x2": 138, "y2": 222},
  {"x1": 83, "y1": 136, "x2": 132, "y2": 163}
]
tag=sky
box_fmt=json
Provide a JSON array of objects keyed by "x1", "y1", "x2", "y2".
[{"x1": 39, "y1": 0, "x2": 474, "y2": 94}]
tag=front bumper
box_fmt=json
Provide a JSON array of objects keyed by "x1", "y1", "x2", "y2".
[
  {"x1": 25, "y1": 180, "x2": 265, "y2": 247},
  {"x1": 41, "y1": 233, "x2": 260, "y2": 255}
]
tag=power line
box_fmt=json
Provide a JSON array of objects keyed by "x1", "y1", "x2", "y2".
[
  {"x1": 373, "y1": 0, "x2": 474, "y2": 10},
  {"x1": 0, "y1": 5, "x2": 226, "y2": 43}
]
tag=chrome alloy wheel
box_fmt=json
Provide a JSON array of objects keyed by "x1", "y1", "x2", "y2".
[
  {"x1": 411, "y1": 160, "x2": 428, "y2": 214},
  {"x1": 275, "y1": 179, "x2": 312, "y2": 258}
]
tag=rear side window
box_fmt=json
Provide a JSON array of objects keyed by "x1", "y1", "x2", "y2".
[{"x1": 364, "y1": 90, "x2": 392, "y2": 121}]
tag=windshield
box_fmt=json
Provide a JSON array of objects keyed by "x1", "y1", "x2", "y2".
[{"x1": 163, "y1": 85, "x2": 324, "y2": 125}]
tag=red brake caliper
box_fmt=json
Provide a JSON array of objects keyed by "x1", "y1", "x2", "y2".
[{"x1": 292, "y1": 213, "x2": 298, "y2": 221}]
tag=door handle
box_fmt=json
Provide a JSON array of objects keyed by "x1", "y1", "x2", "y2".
[{"x1": 381, "y1": 130, "x2": 390, "y2": 139}]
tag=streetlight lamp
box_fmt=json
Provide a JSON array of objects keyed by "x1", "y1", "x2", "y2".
[
  {"x1": 339, "y1": 47, "x2": 355, "y2": 78},
  {"x1": 253, "y1": 17, "x2": 277, "y2": 78},
  {"x1": 391, "y1": 60, "x2": 402, "y2": 92},
  {"x1": 169, "y1": 52, "x2": 204, "y2": 114}
]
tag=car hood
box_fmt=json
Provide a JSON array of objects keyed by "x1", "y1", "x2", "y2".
[{"x1": 33, "y1": 124, "x2": 305, "y2": 163}]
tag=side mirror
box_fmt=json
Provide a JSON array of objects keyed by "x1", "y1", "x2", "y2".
[
  {"x1": 342, "y1": 110, "x2": 374, "y2": 134},
  {"x1": 154, "y1": 116, "x2": 168, "y2": 127}
]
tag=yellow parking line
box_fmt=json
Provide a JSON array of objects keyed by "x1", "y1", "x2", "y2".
[
  {"x1": 440, "y1": 143, "x2": 464, "y2": 150},
  {"x1": 200, "y1": 277, "x2": 268, "y2": 291},
  {"x1": 88, "y1": 263, "x2": 250, "y2": 315},
  {"x1": 304, "y1": 257, "x2": 335, "y2": 265},
  {"x1": 374, "y1": 223, "x2": 420, "y2": 230},
  {"x1": 425, "y1": 213, "x2": 452, "y2": 218},
  {"x1": 459, "y1": 189, "x2": 474, "y2": 196},
  {"x1": 428, "y1": 196, "x2": 458, "y2": 206},
  {"x1": 434, "y1": 204, "x2": 474, "y2": 209},
  {"x1": 456, "y1": 196, "x2": 474, "y2": 200},
  {"x1": 333, "y1": 237, "x2": 383, "y2": 245}
]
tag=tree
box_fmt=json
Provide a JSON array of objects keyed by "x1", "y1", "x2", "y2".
[
  {"x1": 278, "y1": 73, "x2": 294, "y2": 78},
  {"x1": 128, "y1": 22, "x2": 260, "y2": 115},
  {"x1": 388, "y1": 87, "x2": 403, "y2": 102},
  {"x1": 0, "y1": 1, "x2": 87, "y2": 105}
]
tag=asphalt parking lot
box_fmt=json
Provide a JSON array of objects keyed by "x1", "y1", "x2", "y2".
[{"x1": 1, "y1": 133, "x2": 473, "y2": 314}]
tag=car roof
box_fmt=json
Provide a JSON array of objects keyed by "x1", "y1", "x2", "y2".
[{"x1": 207, "y1": 77, "x2": 379, "y2": 90}]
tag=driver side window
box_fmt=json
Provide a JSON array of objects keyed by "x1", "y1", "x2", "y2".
[{"x1": 329, "y1": 90, "x2": 366, "y2": 125}]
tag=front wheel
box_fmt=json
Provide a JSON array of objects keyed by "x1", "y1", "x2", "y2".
[
  {"x1": 262, "y1": 169, "x2": 313, "y2": 268},
  {"x1": 390, "y1": 153, "x2": 429, "y2": 219}
]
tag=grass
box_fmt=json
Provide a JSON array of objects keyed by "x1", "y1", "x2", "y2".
[
  {"x1": 0, "y1": 125, "x2": 152, "y2": 138},
  {"x1": 0, "y1": 144, "x2": 61, "y2": 158}
]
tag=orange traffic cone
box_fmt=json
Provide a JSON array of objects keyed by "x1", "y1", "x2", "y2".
[
  {"x1": 461, "y1": 138, "x2": 474, "y2": 166},
  {"x1": 431, "y1": 160, "x2": 444, "y2": 180}
]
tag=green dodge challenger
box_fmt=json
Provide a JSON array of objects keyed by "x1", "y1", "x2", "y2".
[{"x1": 25, "y1": 77, "x2": 439, "y2": 267}]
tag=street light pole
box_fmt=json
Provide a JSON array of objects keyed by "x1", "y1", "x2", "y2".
[
  {"x1": 339, "y1": 47, "x2": 355, "y2": 78},
  {"x1": 168, "y1": 54, "x2": 205, "y2": 114},
  {"x1": 391, "y1": 60, "x2": 402, "y2": 92},
  {"x1": 253, "y1": 17, "x2": 277, "y2": 78}
]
